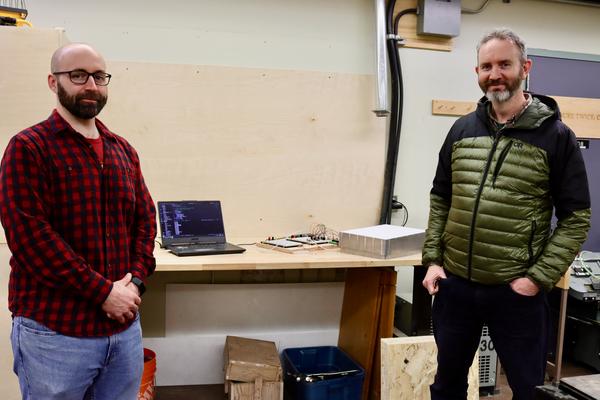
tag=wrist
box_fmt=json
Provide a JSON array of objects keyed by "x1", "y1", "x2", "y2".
[
  {"x1": 130, "y1": 276, "x2": 146, "y2": 296},
  {"x1": 526, "y1": 276, "x2": 540, "y2": 288}
]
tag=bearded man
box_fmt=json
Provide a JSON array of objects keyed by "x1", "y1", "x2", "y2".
[
  {"x1": 0, "y1": 43, "x2": 156, "y2": 400},
  {"x1": 421, "y1": 29, "x2": 590, "y2": 400}
]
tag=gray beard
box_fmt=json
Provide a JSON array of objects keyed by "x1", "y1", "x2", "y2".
[{"x1": 486, "y1": 89, "x2": 513, "y2": 103}]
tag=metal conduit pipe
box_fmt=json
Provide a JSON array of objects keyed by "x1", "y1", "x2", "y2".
[{"x1": 373, "y1": 0, "x2": 390, "y2": 117}]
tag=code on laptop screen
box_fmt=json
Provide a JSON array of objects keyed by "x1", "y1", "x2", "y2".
[{"x1": 158, "y1": 201, "x2": 225, "y2": 240}]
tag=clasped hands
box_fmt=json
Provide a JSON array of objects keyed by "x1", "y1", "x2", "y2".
[{"x1": 101, "y1": 272, "x2": 141, "y2": 324}]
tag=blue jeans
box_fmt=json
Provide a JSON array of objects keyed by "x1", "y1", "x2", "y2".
[{"x1": 11, "y1": 315, "x2": 143, "y2": 400}]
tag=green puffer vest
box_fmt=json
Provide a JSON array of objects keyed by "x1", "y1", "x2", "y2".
[{"x1": 422, "y1": 94, "x2": 591, "y2": 291}]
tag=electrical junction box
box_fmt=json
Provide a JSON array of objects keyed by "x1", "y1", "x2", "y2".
[
  {"x1": 417, "y1": 0, "x2": 461, "y2": 38},
  {"x1": 339, "y1": 224, "x2": 425, "y2": 259}
]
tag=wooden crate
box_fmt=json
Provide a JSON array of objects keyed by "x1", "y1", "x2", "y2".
[
  {"x1": 224, "y1": 336, "x2": 282, "y2": 382},
  {"x1": 227, "y1": 379, "x2": 283, "y2": 400},
  {"x1": 224, "y1": 336, "x2": 283, "y2": 400}
]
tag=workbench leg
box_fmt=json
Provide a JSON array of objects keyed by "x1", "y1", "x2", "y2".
[
  {"x1": 548, "y1": 287, "x2": 568, "y2": 383},
  {"x1": 338, "y1": 268, "x2": 396, "y2": 400}
]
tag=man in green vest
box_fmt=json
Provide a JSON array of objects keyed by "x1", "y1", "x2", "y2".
[{"x1": 421, "y1": 28, "x2": 590, "y2": 399}]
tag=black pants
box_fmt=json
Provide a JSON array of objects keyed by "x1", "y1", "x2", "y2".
[{"x1": 430, "y1": 273, "x2": 549, "y2": 400}]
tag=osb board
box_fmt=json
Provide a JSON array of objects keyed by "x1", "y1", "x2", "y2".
[
  {"x1": 0, "y1": 28, "x2": 387, "y2": 243},
  {"x1": 228, "y1": 380, "x2": 283, "y2": 400},
  {"x1": 394, "y1": 0, "x2": 453, "y2": 52},
  {"x1": 381, "y1": 336, "x2": 479, "y2": 400},
  {"x1": 432, "y1": 97, "x2": 600, "y2": 138},
  {"x1": 224, "y1": 336, "x2": 282, "y2": 382}
]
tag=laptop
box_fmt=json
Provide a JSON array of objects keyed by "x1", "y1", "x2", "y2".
[{"x1": 157, "y1": 200, "x2": 246, "y2": 256}]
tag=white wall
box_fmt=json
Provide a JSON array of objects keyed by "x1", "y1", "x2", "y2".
[
  {"x1": 395, "y1": 0, "x2": 600, "y2": 232},
  {"x1": 19, "y1": 0, "x2": 600, "y2": 290},
  {"x1": 392, "y1": 0, "x2": 600, "y2": 296},
  {"x1": 22, "y1": 0, "x2": 375, "y2": 74},
  {"x1": 17, "y1": 0, "x2": 600, "y2": 232},
  {"x1": 2, "y1": 0, "x2": 600, "y2": 396},
  {"x1": 147, "y1": 282, "x2": 343, "y2": 385}
]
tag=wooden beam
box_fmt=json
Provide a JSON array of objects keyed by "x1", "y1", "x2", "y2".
[
  {"x1": 431, "y1": 100, "x2": 476, "y2": 117},
  {"x1": 432, "y1": 96, "x2": 600, "y2": 139},
  {"x1": 554, "y1": 95, "x2": 600, "y2": 138}
]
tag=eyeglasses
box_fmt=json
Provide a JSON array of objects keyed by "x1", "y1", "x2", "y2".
[{"x1": 52, "y1": 70, "x2": 112, "y2": 86}]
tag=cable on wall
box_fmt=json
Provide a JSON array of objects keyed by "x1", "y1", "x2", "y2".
[{"x1": 379, "y1": 2, "x2": 416, "y2": 225}]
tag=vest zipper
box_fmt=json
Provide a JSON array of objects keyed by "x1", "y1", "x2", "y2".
[
  {"x1": 491, "y1": 140, "x2": 513, "y2": 188},
  {"x1": 466, "y1": 132, "x2": 503, "y2": 280}
]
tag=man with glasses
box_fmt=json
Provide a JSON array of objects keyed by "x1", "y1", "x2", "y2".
[{"x1": 0, "y1": 43, "x2": 156, "y2": 399}]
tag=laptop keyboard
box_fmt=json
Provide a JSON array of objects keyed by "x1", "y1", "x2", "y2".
[{"x1": 172, "y1": 243, "x2": 225, "y2": 250}]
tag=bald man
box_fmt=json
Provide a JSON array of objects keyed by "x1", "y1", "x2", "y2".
[{"x1": 0, "y1": 43, "x2": 157, "y2": 399}]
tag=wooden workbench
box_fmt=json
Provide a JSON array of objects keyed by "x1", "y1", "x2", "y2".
[
  {"x1": 154, "y1": 244, "x2": 421, "y2": 272},
  {"x1": 153, "y1": 246, "x2": 572, "y2": 398},
  {"x1": 154, "y1": 245, "x2": 422, "y2": 400}
]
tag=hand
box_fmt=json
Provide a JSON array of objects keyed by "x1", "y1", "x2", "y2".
[
  {"x1": 422, "y1": 264, "x2": 447, "y2": 295},
  {"x1": 126, "y1": 281, "x2": 140, "y2": 296},
  {"x1": 102, "y1": 273, "x2": 141, "y2": 323},
  {"x1": 510, "y1": 277, "x2": 540, "y2": 296}
]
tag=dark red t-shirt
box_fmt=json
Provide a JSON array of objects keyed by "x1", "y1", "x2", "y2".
[{"x1": 86, "y1": 135, "x2": 104, "y2": 164}]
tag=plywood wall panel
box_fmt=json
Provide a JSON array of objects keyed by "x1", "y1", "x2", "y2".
[
  {"x1": 0, "y1": 27, "x2": 67, "y2": 150},
  {"x1": 101, "y1": 62, "x2": 386, "y2": 238},
  {"x1": 1, "y1": 28, "x2": 388, "y2": 242},
  {"x1": 0, "y1": 28, "x2": 70, "y2": 244}
]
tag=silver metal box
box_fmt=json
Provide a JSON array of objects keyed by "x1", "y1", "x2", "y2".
[
  {"x1": 339, "y1": 224, "x2": 425, "y2": 259},
  {"x1": 417, "y1": 0, "x2": 461, "y2": 38}
]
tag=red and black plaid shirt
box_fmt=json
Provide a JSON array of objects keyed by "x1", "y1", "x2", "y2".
[{"x1": 0, "y1": 110, "x2": 156, "y2": 337}]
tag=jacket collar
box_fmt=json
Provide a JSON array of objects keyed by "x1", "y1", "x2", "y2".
[{"x1": 476, "y1": 92, "x2": 560, "y2": 131}]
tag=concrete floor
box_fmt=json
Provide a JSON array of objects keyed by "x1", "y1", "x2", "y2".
[
  {"x1": 155, "y1": 383, "x2": 224, "y2": 400},
  {"x1": 482, "y1": 359, "x2": 596, "y2": 400},
  {"x1": 154, "y1": 359, "x2": 597, "y2": 400}
]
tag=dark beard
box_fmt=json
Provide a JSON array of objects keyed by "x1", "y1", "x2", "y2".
[{"x1": 57, "y1": 82, "x2": 107, "y2": 120}]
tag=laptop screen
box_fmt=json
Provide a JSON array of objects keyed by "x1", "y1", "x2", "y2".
[{"x1": 158, "y1": 201, "x2": 226, "y2": 246}]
